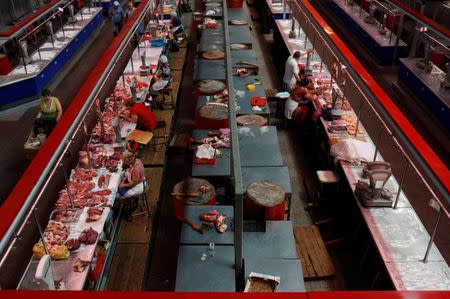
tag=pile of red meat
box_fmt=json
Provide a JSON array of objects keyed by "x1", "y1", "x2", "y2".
[
  {"x1": 86, "y1": 207, "x2": 103, "y2": 223},
  {"x1": 55, "y1": 168, "x2": 110, "y2": 209},
  {"x1": 43, "y1": 220, "x2": 70, "y2": 246},
  {"x1": 91, "y1": 95, "x2": 130, "y2": 144}
]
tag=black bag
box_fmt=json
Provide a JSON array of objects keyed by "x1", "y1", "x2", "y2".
[
  {"x1": 169, "y1": 40, "x2": 179, "y2": 52},
  {"x1": 321, "y1": 108, "x2": 332, "y2": 121}
]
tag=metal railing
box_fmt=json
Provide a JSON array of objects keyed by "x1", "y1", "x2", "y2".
[{"x1": 222, "y1": 0, "x2": 245, "y2": 283}]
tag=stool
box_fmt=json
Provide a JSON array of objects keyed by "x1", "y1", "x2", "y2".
[
  {"x1": 316, "y1": 170, "x2": 339, "y2": 184},
  {"x1": 159, "y1": 86, "x2": 174, "y2": 109},
  {"x1": 151, "y1": 120, "x2": 168, "y2": 151},
  {"x1": 316, "y1": 170, "x2": 339, "y2": 196},
  {"x1": 132, "y1": 180, "x2": 151, "y2": 223}
]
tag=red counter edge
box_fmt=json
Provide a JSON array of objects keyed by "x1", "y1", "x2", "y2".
[{"x1": 0, "y1": 290, "x2": 450, "y2": 298}]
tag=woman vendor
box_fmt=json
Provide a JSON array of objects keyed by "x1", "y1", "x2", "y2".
[
  {"x1": 284, "y1": 70, "x2": 318, "y2": 125},
  {"x1": 117, "y1": 151, "x2": 146, "y2": 219},
  {"x1": 148, "y1": 55, "x2": 172, "y2": 106},
  {"x1": 34, "y1": 89, "x2": 63, "y2": 137}
]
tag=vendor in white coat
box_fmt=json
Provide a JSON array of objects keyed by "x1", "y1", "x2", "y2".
[{"x1": 282, "y1": 49, "x2": 313, "y2": 93}]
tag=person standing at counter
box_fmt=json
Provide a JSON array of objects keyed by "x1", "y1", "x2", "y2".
[
  {"x1": 170, "y1": 12, "x2": 184, "y2": 36},
  {"x1": 118, "y1": 151, "x2": 146, "y2": 219},
  {"x1": 110, "y1": 1, "x2": 124, "y2": 37},
  {"x1": 124, "y1": 1, "x2": 135, "y2": 19},
  {"x1": 283, "y1": 51, "x2": 301, "y2": 93},
  {"x1": 126, "y1": 99, "x2": 158, "y2": 131},
  {"x1": 34, "y1": 89, "x2": 62, "y2": 137},
  {"x1": 282, "y1": 49, "x2": 313, "y2": 93}
]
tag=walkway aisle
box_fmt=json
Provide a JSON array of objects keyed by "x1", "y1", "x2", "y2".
[
  {"x1": 105, "y1": 12, "x2": 192, "y2": 290},
  {"x1": 0, "y1": 18, "x2": 113, "y2": 204}
]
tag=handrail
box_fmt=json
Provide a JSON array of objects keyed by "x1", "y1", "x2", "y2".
[
  {"x1": 222, "y1": 0, "x2": 244, "y2": 282},
  {"x1": 386, "y1": 0, "x2": 450, "y2": 40},
  {"x1": 0, "y1": 0, "x2": 66, "y2": 38},
  {"x1": 18, "y1": 0, "x2": 77, "y2": 43},
  {"x1": 0, "y1": 0, "x2": 151, "y2": 254},
  {"x1": 291, "y1": 0, "x2": 450, "y2": 203}
]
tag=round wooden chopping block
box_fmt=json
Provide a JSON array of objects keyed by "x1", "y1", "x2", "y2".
[
  {"x1": 205, "y1": 2, "x2": 222, "y2": 7},
  {"x1": 246, "y1": 180, "x2": 285, "y2": 207},
  {"x1": 229, "y1": 19, "x2": 248, "y2": 25},
  {"x1": 236, "y1": 114, "x2": 267, "y2": 126},
  {"x1": 230, "y1": 43, "x2": 249, "y2": 50},
  {"x1": 173, "y1": 177, "x2": 216, "y2": 204},
  {"x1": 196, "y1": 80, "x2": 226, "y2": 95},
  {"x1": 201, "y1": 51, "x2": 225, "y2": 60},
  {"x1": 199, "y1": 104, "x2": 228, "y2": 120}
]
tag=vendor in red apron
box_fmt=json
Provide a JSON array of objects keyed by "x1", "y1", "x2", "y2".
[
  {"x1": 117, "y1": 151, "x2": 146, "y2": 219},
  {"x1": 125, "y1": 99, "x2": 158, "y2": 131},
  {"x1": 284, "y1": 70, "x2": 318, "y2": 125}
]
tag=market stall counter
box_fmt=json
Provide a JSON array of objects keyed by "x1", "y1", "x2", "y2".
[
  {"x1": 241, "y1": 166, "x2": 291, "y2": 199},
  {"x1": 180, "y1": 205, "x2": 234, "y2": 245},
  {"x1": 198, "y1": 37, "x2": 225, "y2": 53},
  {"x1": 243, "y1": 221, "x2": 297, "y2": 259},
  {"x1": 191, "y1": 127, "x2": 283, "y2": 177},
  {"x1": 194, "y1": 59, "x2": 226, "y2": 81},
  {"x1": 175, "y1": 245, "x2": 236, "y2": 291},
  {"x1": 322, "y1": 0, "x2": 406, "y2": 64},
  {"x1": 203, "y1": 7, "x2": 223, "y2": 18},
  {"x1": 244, "y1": 257, "x2": 306, "y2": 291},
  {"x1": 231, "y1": 50, "x2": 257, "y2": 68},
  {"x1": 265, "y1": 0, "x2": 290, "y2": 20},
  {"x1": 228, "y1": 8, "x2": 248, "y2": 20},
  {"x1": 200, "y1": 25, "x2": 251, "y2": 47},
  {"x1": 398, "y1": 58, "x2": 450, "y2": 131},
  {"x1": 237, "y1": 126, "x2": 283, "y2": 167},
  {"x1": 0, "y1": 7, "x2": 103, "y2": 107},
  {"x1": 233, "y1": 75, "x2": 270, "y2": 117}
]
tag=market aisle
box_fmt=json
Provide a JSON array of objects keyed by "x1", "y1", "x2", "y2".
[
  {"x1": 0, "y1": 19, "x2": 113, "y2": 205},
  {"x1": 142, "y1": 9, "x2": 195, "y2": 291}
]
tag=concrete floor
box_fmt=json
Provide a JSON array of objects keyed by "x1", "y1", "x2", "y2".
[{"x1": 0, "y1": 18, "x2": 114, "y2": 204}]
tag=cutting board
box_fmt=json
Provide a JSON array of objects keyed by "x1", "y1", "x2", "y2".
[{"x1": 128, "y1": 129, "x2": 153, "y2": 145}]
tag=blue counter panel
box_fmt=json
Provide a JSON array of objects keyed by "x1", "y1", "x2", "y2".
[
  {"x1": 398, "y1": 61, "x2": 450, "y2": 131},
  {"x1": 0, "y1": 11, "x2": 103, "y2": 107},
  {"x1": 323, "y1": 0, "x2": 405, "y2": 64}
]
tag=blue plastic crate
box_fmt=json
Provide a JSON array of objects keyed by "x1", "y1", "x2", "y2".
[{"x1": 150, "y1": 38, "x2": 165, "y2": 47}]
